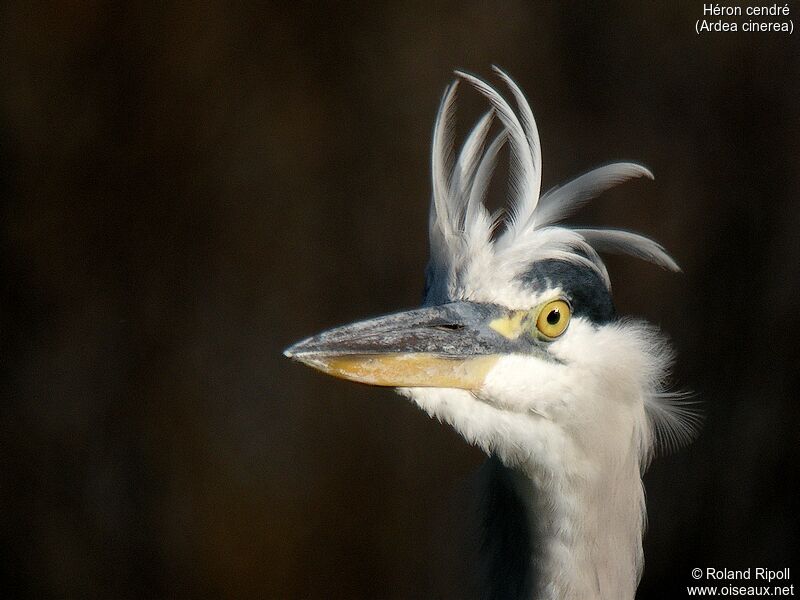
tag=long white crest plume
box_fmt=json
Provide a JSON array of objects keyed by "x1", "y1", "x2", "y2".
[{"x1": 426, "y1": 67, "x2": 679, "y2": 303}]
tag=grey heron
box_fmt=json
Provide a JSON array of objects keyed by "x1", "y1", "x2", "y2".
[{"x1": 284, "y1": 68, "x2": 697, "y2": 599}]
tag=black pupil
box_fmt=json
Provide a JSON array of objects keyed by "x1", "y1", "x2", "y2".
[{"x1": 546, "y1": 309, "x2": 560, "y2": 325}]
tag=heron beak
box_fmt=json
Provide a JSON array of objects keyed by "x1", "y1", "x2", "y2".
[{"x1": 283, "y1": 302, "x2": 510, "y2": 390}]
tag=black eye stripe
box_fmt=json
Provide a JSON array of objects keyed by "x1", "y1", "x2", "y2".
[{"x1": 518, "y1": 259, "x2": 615, "y2": 324}]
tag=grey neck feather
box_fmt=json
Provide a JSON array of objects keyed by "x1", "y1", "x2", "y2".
[{"x1": 477, "y1": 456, "x2": 536, "y2": 599}]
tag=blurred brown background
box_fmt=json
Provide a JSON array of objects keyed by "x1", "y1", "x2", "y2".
[{"x1": 2, "y1": 2, "x2": 798, "y2": 598}]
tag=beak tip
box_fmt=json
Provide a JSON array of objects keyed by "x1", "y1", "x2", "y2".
[
  {"x1": 283, "y1": 342, "x2": 302, "y2": 360},
  {"x1": 284, "y1": 337, "x2": 318, "y2": 362}
]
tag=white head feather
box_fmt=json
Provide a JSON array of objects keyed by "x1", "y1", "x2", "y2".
[{"x1": 426, "y1": 67, "x2": 678, "y2": 306}]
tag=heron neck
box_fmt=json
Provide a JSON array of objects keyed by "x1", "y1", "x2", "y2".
[{"x1": 483, "y1": 451, "x2": 645, "y2": 600}]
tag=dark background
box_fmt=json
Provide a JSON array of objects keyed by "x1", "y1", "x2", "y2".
[{"x1": 2, "y1": 3, "x2": 798, "y2": 598}]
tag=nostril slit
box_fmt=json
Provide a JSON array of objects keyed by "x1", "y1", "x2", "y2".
[{"x1": 433, "y1": 323, "x2": 464, "y2": 331}]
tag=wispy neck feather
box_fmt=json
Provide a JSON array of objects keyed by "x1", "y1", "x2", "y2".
[
  {"x1": 530, "y1": 445, "x2": 644, "y2": 599},
  {"x1": 406, "y1": 385, "x2": 649, "y2": 600},
  {"x1": 479, "y1": 440, "x2": 645, "y2": 600}
]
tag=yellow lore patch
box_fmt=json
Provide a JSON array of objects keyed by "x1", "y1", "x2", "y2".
[{"x1": 489, "y1": 311, "x2": 528, "y2": 339}]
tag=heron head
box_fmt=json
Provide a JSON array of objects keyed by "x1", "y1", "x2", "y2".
[
  {"x1": 285, "y1": 69, "x2": 694, "y2": 469},
  {"x1": 284, "y1": 257, "x2": 675, "y2": 468}
]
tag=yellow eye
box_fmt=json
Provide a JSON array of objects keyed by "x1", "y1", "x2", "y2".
[{"x1": 535, "y1": 300, "x2": 571, "y2": 339}]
